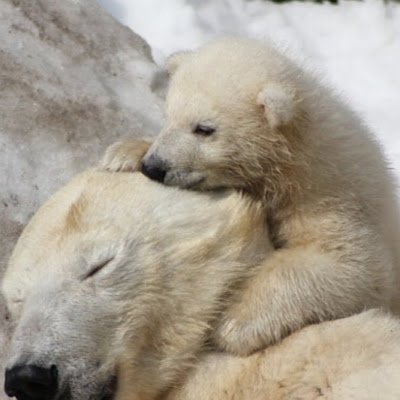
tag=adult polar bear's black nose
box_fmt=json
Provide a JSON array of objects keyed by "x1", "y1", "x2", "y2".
[
  {"x1": 141, "y1": 155, "x2": 167, "y2": 183},
  {"x1": 4, "y1": 364, "x2": 58, "y2": 400}
]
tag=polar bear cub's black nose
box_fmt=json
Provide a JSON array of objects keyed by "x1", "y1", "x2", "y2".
[
  {"x1": 141, "y1": 155, "x2": 167, "y2": 183},
  {"x1": 4, "y1": 364, "x2": 58, "y2": 400}
]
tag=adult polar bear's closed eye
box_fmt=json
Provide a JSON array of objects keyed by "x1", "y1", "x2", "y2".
[
  {"x1": 102, "y1": 37, "x2": 400, "y2": 356},
  {"x1": 3, "y1": 171, "x2": 400, "y2": 400}
]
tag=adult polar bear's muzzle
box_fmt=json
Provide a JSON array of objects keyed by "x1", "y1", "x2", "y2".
[
  {"x1": 4, "y1": 281, "x2": 119, "y2": 400},
  {"x1": 2, "y1": 171, "x2": 269, "y2": 400},
  {"x1": 5, "y1": 364, "x2": 58, "y2": 400}
]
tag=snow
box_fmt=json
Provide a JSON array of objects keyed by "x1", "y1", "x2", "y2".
[{"x1": 99, "y1": 0, "x2": 400, "y2": 183}]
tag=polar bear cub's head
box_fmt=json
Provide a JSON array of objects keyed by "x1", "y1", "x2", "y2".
[
  {"x1": 142, "y1": 37, "x2": 311, "y2": 197},
  {"x1": 2, "y1": 171, "x2": 270, "y2": 400}
]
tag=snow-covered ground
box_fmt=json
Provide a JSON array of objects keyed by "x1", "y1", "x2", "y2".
[{"x1": 99, "y1": 0, "x2": 400, "y2": 182}]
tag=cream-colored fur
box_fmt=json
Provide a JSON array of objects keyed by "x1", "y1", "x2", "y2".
[
  {"x1": 4, "y1": 171, "x2": 400, "y2": 400},
  {"x1": 2, "y1": 171, "x2": 270, "y2": 400},
  {"x1": 163, "y1": 310, "x2": 400, "y2": 400},
  {"x1": 102, "y1": 37, "x2": 400, "y2": 356}
]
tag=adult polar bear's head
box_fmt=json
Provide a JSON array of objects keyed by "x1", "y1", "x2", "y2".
[
  {"x1": 2, "y1": 171, "x2": 270, "y2": 400},
  {"x1": 141, "y1": 37, "x2": 312, "y2": 199}
]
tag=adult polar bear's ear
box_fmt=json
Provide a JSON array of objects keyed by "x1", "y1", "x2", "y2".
[
  {"x1": 166, "y1": 50, "x2": 193, "y2": 74},
  {"x1": 257, "y1": 83, "x2": 297, "y2": 128}
]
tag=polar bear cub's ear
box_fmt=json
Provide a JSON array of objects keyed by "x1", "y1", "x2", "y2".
[
  {"x1": 257, "y1": 83, "x2": 297, "y2": 128},
  {"x1": 166, "y1": 50, "x2": 193, "y2": 74}
]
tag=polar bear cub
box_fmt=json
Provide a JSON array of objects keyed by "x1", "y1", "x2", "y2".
[{"x1": 102, "y1": 37, "x2": 400, "y2": 356}]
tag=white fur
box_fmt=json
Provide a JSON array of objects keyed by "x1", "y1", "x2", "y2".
[
  {"x1": 3, "y1": 170, "x2": 400, "y2": 399},
  {"x1": 256, "y1": 83, "x2": 297, "y2": 127}
]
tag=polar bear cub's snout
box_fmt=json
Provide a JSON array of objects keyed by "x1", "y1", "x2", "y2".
[
  {"x1": 142, "y1": 143, "x2": 207, "y2": 189},
  {"x1": 141, "y1": 153, "x2": 168, "y2": 183}
]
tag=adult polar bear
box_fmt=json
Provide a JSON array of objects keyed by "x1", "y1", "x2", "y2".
[
  {"x1": 3, "y1": 171, "x2": 400, "y2": 400},
  {"x1": 103, "y1": 37, "x2": 400, "y2": 356}
]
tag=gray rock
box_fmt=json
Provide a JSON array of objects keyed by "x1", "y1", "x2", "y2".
[{"x1": 0, "y1": 0, "x2": 164, "y2": 394}]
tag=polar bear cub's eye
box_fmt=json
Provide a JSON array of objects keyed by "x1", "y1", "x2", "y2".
[
  {"x1": 193, "y1": 123, "x2": 216, "y2": 136},
  {"x1": 83, "y1": 256, "x2": 114, "y2": 280}
]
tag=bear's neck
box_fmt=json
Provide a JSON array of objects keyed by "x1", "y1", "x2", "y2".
[{"x1": 251, "y1": 124, "x2": 312, "y2": 211}]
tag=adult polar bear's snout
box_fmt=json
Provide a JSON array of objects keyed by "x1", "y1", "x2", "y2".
[
  {"x1": 5, "y1": 280, "x2": 118, "y2": 400},
  {"x1": 2, "y1": 170, "x2": 269, "y2": 400}
]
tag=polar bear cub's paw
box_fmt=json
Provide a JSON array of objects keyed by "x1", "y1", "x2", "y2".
[
  {"x1": 100, "y1": 139, "x2": 152, "y2": 172},
  {"x1": 213, "y1": 305, "x2": 278, "y2": 357}
]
